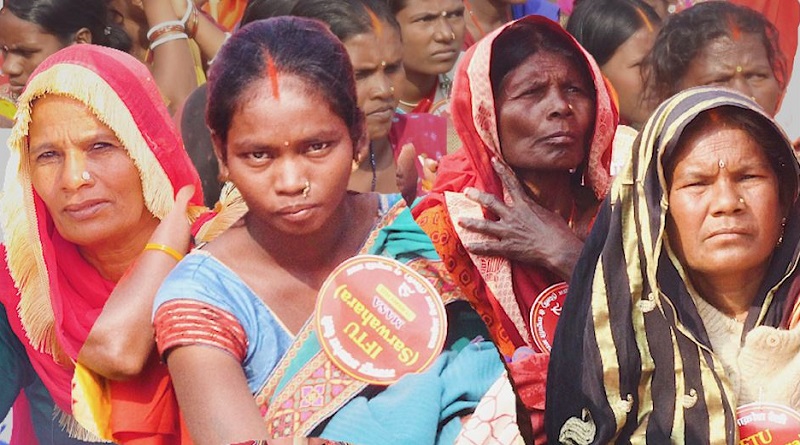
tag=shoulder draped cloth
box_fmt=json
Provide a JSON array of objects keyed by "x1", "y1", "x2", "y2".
[
  {"x1": 546, "y1": 87, "x2": 800, "y2": 444},
  {"x1": 411, "y1": 16, "x2": 618, "y2": 439},
  {"x1": 412, "y1": 14, "x2": 618, "y2": 356},
  {"x1": 0, "y1": 45, "x2": 204, "y2": 443}
]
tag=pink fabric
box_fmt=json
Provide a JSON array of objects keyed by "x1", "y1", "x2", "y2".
[{"x1": 0, "y1": 44, "x2": 203, "y2": 443}]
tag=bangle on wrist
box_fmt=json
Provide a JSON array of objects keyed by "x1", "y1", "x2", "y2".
[
  {"x1": 180, "y1": 0, "x2": 194, "y2": 26},
  {"x1": 186, "y1": 5, "x2": 199, "y2": 39},
  {"x1": 144, "y1": 243, "x2": 185, "y2": 262},
  {"x1": 147, "y1": 20, "x2": 183, "y2": 41},
  {"x1": 148, "y1": 24, "x2": 185, "y2": 43},
  {"x1": 150, "y1": 32, "x2": 189, "y2": 51}
]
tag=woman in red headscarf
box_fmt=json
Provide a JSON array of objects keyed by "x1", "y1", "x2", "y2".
[
  {"x1": 412, "y1": 15, "x2": 618, "y2": 443},
  {"x1": 0, "y1": 44, "x2": 211, "y2": 444}
]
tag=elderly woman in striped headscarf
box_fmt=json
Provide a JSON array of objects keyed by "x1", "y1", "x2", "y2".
[{"x1": 547, "y1": 86, "x2": 800, "y2": 444}]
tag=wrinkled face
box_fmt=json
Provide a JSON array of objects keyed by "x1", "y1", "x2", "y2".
[
  {"x1": 667, "y1": 124, "x2": 783, "y2": 284},
  {"x1": 601, "y1": 26, "x2": 658, "y2": 129},
  {"x1": 0, "y1": 10, "x2": 68, "y2": 98},
  {"x1": 218, "y1": 76, "x2": 354, "y2": 235},
  {"x1": 28, "y1": 95, "x2": 157, "y2": 249},
  {"x1": 344, "y1": 25, "x2": 405, "y2": 141},
  {"x1": 495, "y1": 51, "x2": 595, "y2": 174},
  {"x1": 395, "y1": 0, "x2": 465, "y2": 77},
  {"x1": 678, "y1": 33, "x2": 782, "y2": 116}
]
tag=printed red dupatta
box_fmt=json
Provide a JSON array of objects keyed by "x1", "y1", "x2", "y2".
[
  {"x1": 0, "y1": 45, "x2": 203, "y2": 443},
  {"x1": 411, "y1": 16, "x2": 618, "y2": 439}
]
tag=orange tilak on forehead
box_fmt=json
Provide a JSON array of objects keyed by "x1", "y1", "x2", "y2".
[
  {"x1": 366, "y1": 7, "x2": 383, "y2": 38},
  {"x1": 635, "y1": 7, "x2": 654, "y2": 33},
  {"x1": 706, "y1": 109, "x2": 723, "y2": 126},
  {"x1": 265, "y1": 51, "x2": 280, "y2": 100},
  {"x1": 728, "y1": 16, "x2": 742, "y2": 41}
]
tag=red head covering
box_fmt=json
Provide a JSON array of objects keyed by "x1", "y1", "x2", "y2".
[
  {"x1": 0, "y1": 44, "x2": 202, "y2": 442},
  {"x1": 411, "y1": 16, "x2": 618, "y2": 439}
]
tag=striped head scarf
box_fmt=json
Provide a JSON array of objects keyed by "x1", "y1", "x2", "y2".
[{"x1": 546, "y1": 87, "x2": 800, "y2": 444}]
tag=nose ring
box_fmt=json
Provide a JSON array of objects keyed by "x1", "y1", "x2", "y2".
[
  {"x1": 450, "y1": 32, "x2": 456, "y2": 41},
  {"x1": 81, "y1": 171, "x2": 91, "y2": 181},
  {"x1": 390, "y1": 86, "x2": 395, "y2": 93},
  {"x1": 302, "y1": 180, "x2": 311, "y2": 198},
  {"x1": 738, "y1": 197, "x2": 745, "y2": 204}
]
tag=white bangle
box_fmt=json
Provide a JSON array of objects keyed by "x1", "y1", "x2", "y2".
[
  {"x1": 150, "y1": 32, "x2": 189, "y2": 51},
  {"x1": 180, "y1": 0, "x2": 193, "y2": 26},
  {"x1": 147, "y1": 20, "x2": 184, "y2": 40}
]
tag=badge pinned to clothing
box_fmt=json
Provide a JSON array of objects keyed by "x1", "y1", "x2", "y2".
[
  {"x1": 314, "y1": 255, "x2": 448, "y2": 385},
  {"x1": 737, "y1": 402, "x2": 800, "y2": 445},
  {"x1": 529, "y1": 282, "x2": 568, "y2": 353}
]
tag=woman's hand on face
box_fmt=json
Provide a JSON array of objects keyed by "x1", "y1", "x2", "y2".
[
  {"x1": 148, "y1": 185, "x2": 195, "y2": 256},
  {"x1": 458, "y1": 158, "x2": 583, "y2": 280}
]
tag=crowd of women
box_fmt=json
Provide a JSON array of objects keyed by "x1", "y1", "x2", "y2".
[{"x1": 1, "y1": 0, "x2": 799, "y2": 444}]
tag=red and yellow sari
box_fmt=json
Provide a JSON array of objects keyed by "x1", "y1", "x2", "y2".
[
  {"x1": 411, "y1": 15, "x2": 618, "y2": 442},
  {"x1": 0, "y1": 45, "x2": 204, "y2": 443}
]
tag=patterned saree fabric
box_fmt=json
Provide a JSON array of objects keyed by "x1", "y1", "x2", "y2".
[
  {"x1": 411, "y1": 15, "x2": 618, "y2": 438},
  {"x1": 546, "y1": 87, "x2": 800, "y2": 444},
  {"x1": 0, "y1": 45, "x2": 203, "y2": 443}
]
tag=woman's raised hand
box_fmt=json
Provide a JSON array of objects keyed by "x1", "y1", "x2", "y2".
[
  {"x1": 148, "y1": 184, "x2": 195, "y2": 257},
  {"x1": 458, "y1": 158, "x2": 583, "y2": 280}
]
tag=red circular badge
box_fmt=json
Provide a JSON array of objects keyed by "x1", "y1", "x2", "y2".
[
  {"x1": 314, "y1": 255, "x2": 448, "y2": 385},
  {"x1": 737, "y1": 403, "x2": 800, "y2": 444},
  {"x1": 529, "y1": 282, "x2": 568, "y2": 353}
]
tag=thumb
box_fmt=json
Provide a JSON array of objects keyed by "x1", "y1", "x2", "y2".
[{"x1": 172, "y1": 185, "x2": 195, "y2": 213}]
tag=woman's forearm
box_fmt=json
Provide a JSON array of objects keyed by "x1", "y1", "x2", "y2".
[
  {"x1": 77, "y1": 251, "x2": 181, "y2": 380},
  {"x1": 142, "y1": 0, "x2": 198, "y2": 114},
  {"x1": 78, "y1": 186, "x2": 194, "y2": 380},
  {"x1": 168, "y1": 346, "x2": 268, "y2": 444}
]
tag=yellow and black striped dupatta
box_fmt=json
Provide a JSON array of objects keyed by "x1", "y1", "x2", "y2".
[{"x1": 545, "y1": 87, "x2": 800, "y2": 444}]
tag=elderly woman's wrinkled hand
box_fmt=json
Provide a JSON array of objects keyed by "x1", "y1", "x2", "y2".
[{"x1": 458, "y1": 159, "x2": 583, "y2": 280}]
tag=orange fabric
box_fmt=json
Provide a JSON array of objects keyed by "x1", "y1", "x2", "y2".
[
  {"x1": 729, "y1": 0, "x2": 799, "y2": 83},
  {"x1": 202, "y1": 0, "x2": 247, "y2": 31},
  {"x1": 412, "y1": 16, "x2": 618, "y2": 354},
  {"x1": 154, "y1": 299, "x2": 248, "y2": 362},
  {"x1": 0, "y1": 45, "x2": 202, "y2": 443},
  {"x1": 411, "y1": 16, "x2": 618, "y2": 439},
  {"x1": 109, "y1": 356, "x2": 191, "y2": 445}
]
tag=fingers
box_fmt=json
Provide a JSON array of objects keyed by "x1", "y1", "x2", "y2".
[
  {"x1": 464, "y1": 187, "x2": 510, "y2": 218},
  {"x1": 421, "y1": 156, "x2": 439, "y2": 173},
  {"x1": 491, "y1": 157, "x2": 527, "y2": 203},
  {"x1": 173, "y1": 185, "x2": 196, "y2": 213},
  {"x1": 464, "y1": 240, "x2": 506, "y2": 257},
  {"x1": 458, "y1": 216, "x2": 505, "y2": 237}
]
